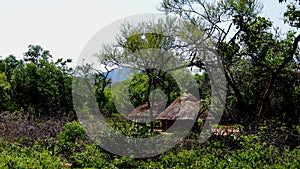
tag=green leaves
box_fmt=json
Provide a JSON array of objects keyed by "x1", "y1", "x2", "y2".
[
  {"x1": 59, "y1": 121, "x2": 86, "y2": 143},
  {"x1": 280, "y1": 0, "x2": 300, "y2": 28},
  {"x1": 0, "y1": 45, "x2": 74, "y2": 116},
  {"x1": 0, "y1": 73, "x2": 11, "y2": 109},
  {"x1": 123, "y1": 33, "x2": 168, "y2": 53},
  {"x1": 160, "y1": 0, "x2": 300, "y2": 121},
  {"x1": 0, "y1": 138, "x2": 65, "y2": 168}
]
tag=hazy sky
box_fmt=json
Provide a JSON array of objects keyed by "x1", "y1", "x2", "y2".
[{"x1": 0, "y1": 0, "x2": 290, "y2": 63}]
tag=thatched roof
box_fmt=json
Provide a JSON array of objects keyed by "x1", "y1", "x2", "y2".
[
  {"x1": 128, "y1": 101, "x2": 165, "y2": 121},
  {"x1": 156, "y1": 93, "x2": 202, "y2": 121}
]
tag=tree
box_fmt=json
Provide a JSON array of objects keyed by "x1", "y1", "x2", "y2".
[
  {"x1": 160, "y1": 0, "x2": 300, "y2": 125},
  {"x1": 99, "y1": 18, "x2": 200, "y2": 131},
  {"x1": 0, "y1": 45, "x2": 75, "y2": 118},
  {"x1": 75, "y1": 62, "x2": 115, "y2": 116},
  {"x1": 0, "y1": 55, "x2": 23, "y2": 110},
  {"x1": 0, "y1": 72, "x2": 11, "y2": 109}
]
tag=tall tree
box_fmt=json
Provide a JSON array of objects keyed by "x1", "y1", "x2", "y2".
[{"x1": 160, "y1": 0, "x2": 300, "y2": 124}]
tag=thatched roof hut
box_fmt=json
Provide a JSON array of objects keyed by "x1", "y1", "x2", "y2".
[
  {"x1": 156, "y1": 93, "x2": 215, "y2": 131},
  {"x1": 156, "y1": 93, "x2": 200, "y2": 121},
  {"x1": 128, "y1": 101, "x2": 166, "y2": 123}
]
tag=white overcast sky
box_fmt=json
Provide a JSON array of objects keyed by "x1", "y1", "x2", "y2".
[{"x1": 0, "y1": 0, "x2": 289, "y2": 63}]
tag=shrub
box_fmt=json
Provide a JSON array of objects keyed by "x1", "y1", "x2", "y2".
[
  {"x1": 0, "y1": 138, "x2": 65, "y2": 168},
  {"x1": 57, "y1": 121, "x2": 86, "y2": 158},
  {"x1": 59, "y1": 121, "x2": 85, "y2": 143}
]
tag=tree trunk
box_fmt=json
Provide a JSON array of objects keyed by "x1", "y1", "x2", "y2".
[{"x1": 146, "y1": 71, "x2": 154, "y2": 132}]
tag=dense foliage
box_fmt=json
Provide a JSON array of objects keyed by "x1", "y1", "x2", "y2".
[
  {"x1": 0, "y1": 0, "x2": 299, "y2": 168},
  {"x1": 0, "y1": 45, "x2": 74, "y2": 118},
  {"x1": 0, "y1": 121, "x2": 298, "y2": 168}
]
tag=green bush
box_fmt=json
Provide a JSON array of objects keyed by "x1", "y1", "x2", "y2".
[
  {"x1": 69, "y1": 144, "x2": 108, "y2": 168},
  {"x1": 59, "y1": 121, "x2": 85, "y2": 143},
  {"x1": 57, "y1": 121, "x2": 86, "y2": 158},
  {"x1": 0, "y1": 138, "x2": 65, "y2": 168}
]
